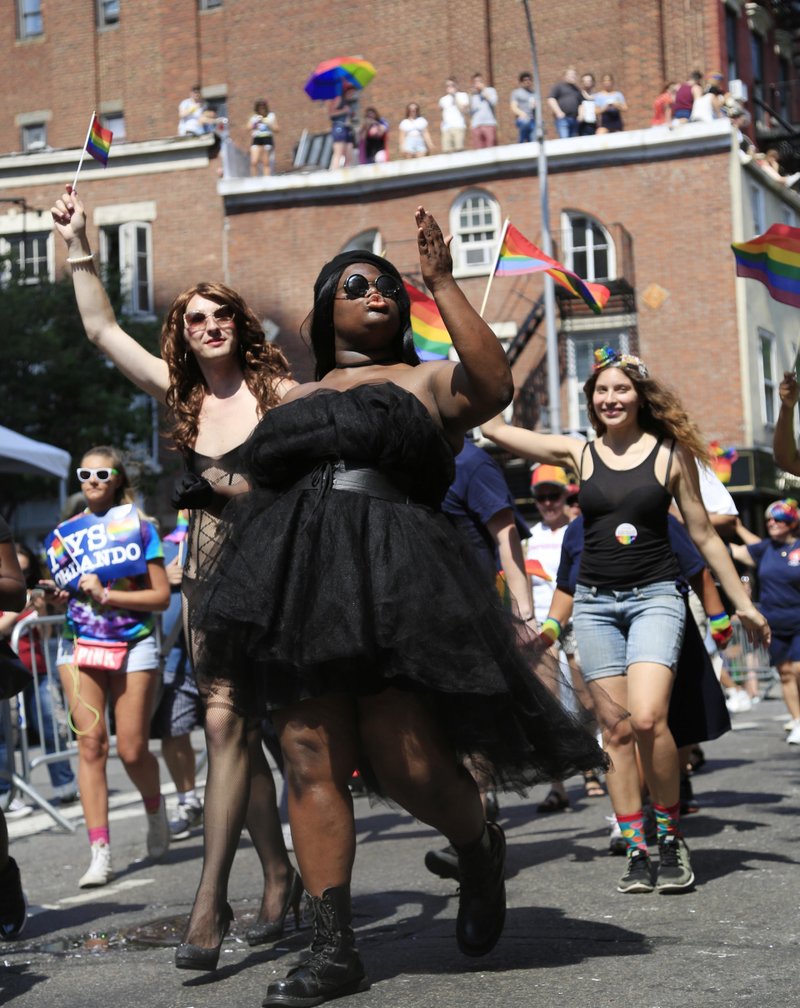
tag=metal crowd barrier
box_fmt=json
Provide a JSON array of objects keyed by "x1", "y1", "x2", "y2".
[{"x1": 723, "y1": 618, "x2": 780, "y2": 698}]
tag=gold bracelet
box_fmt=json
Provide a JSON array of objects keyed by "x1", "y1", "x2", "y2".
[{"x1": 66, "y1": 252, "x2": 94, "y2": 265}]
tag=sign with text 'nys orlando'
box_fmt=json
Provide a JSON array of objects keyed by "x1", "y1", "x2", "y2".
[{"x1": 45, "y1": 504, "x2": 146, "y2": 590}]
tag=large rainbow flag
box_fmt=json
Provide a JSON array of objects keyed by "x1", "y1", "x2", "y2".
[
  {"x1": 731, "y1": 223, "x2": 800, "y2": 309},
  {"x1": 86, "y1": 114, "x2": 113, "y2": 166},
  {"x1": 404, "y1": 281, "x2": 453, "y2": 360},
  {"x1": 496, "y1": 223, "x2": 610, "y2": 314}
]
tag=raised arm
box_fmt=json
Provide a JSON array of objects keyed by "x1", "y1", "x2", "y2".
[
  {"x1": 774, "y1": 372, "x2": 800, "y2": 475},
  {"x1": 671, "y1": 445, "x2": 768, "y2": 643},
  {"x1": 480, "y1": 413, "x2": 582, "y2": 472},
  {"x1": 51, "y1": 186, "x2": 169, "y2": 403},
  {"x1": 415, "y1": 207, "x2": 513, "y2": 429}
]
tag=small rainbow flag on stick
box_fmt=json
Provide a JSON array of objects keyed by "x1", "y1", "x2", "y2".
[
  {"x1": 71, "y1": 111, "x2": 113, "y2": 190},
  {"x1": 731, "y1": 224, "x2": 800, "y2": 310},
  {"x1": 490, "y1": 221, "x2": 610, "y2": 314},
  {"x1": 404, "y1": 281, "x2": 453, "y2": 361},
  {"x1": 164, "y1": 510, "x2": 190, "y2": 544}
]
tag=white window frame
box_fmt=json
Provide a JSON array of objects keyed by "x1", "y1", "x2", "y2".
[
  {"x1": 340, "y1": 229, "x2": 384, "y2": 256},
  {"x1": 757, "y1": 327, "x2": 778, "y2": 428},
  {"x1": 560, "y1": 211, "x2": 615, "y2": 282},
  {"x1": 450, "y1": 191, "x2": 501, "y2": 277},
  {"x1": 99, "y1": 220, "x2": 154, "y2": 317},
  {"x1": 21, "y1": 122, "x2": 47, "y2": 152},
  {"x1": 199, "y1": 0, "x2": 223, "y2": 8},
  {"x1": 0, "y1": 231, "x2": 54, "y2": 286},
  {"x1": 100, "y1": 110, "x2": 126, "y2": 141},
  {"x1": 17, "y1": 0, "x2": 42, "y2": 38},
  {"x1": 566, "y1": 328, "x2": 631, "y2": 433}
]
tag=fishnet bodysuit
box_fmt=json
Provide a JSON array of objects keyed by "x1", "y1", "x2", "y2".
[{"x1": 180, "y1": 445, "x2": 291, "y2": 949}]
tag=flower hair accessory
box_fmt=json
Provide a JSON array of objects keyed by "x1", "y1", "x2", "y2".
[
  {"x1": 593, "y1": 345, "x2": 649, "y2": 378},
  {"x1": 765, "y1": 498, "x2": 800, "y2": 525}
]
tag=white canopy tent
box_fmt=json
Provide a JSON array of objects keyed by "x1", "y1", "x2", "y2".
[{"x1": 0, "y1": 425, "x2": 70, "y2": 506}]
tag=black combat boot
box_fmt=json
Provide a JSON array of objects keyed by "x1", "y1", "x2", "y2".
[
  {"x1": 455, "y1": 821, "x2": 507, "y2": 956},
  {"x1": 262, "y1": 885, "x2": 367, "y2": 1007}
]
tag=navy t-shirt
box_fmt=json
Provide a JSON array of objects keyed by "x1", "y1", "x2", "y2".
[
  {"x1": 443, "y1": 441, "x2": 530, "y2": 582},
  {"x1": 746, "y1": 537, "x2": 800, "y2": 634},
  {"x1": 557, "y1": 514, "x2": 704, "y2": 593}
]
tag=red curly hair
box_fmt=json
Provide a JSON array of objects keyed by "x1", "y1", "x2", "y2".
[{"x1": 161, "y1": 282, "x2": 291, "y2": 453}]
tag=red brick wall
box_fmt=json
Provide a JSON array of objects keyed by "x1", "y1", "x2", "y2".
[{"x1": 1, "y1": 1, "x2": 770, "y2": 162}]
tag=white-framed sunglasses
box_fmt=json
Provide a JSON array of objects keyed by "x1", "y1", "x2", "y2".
[{"x1": 76, "y1": 467, "x2": 118, "y2": 483}]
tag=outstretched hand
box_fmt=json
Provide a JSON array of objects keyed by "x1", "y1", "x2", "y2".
[
  {"x1": 779, "y1": 371, "x2": 799, "y2": 409},
  {"x1": 415, "y1": 206, "x2": 454, "y2": 293},
  {"x1": 51, "y1": 185, "x2": 87, "y2": 245}
]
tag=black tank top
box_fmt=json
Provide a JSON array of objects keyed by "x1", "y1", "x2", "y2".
[{"x1": 577, "y1": 439, "x2": 678, "y2": 590}]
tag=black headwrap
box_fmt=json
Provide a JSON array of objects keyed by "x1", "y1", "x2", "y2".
[{"x1": 314, "y1": 249, "x2": 403, "y2": 301}]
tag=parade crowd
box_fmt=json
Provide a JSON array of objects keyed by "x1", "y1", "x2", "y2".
[{"x1": 0, "y1": 182, "x2": 797, "y2": 1008}]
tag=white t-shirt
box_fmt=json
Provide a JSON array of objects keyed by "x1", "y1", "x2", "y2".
[
  {"x1": 439, "y1": 92, "x2": 468, "y2": 129},
  {"x1": 696, "y1": 461, "x2": 738, "y2": 516},
  {"x1": 526, "y1": 521, "x2": 569, "y2": 620}
]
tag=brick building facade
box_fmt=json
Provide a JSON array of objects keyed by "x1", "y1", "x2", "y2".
[{"x1": 2, "y1": 0, "x2": 800, "y2": 528}]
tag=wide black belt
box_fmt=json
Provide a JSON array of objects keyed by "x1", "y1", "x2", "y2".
[{"x1": 293, "y1": 460, "x2": 413, "y2": 504}]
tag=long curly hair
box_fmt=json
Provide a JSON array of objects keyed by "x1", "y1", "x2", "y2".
[
  {"x1": 302, "y1": 263, "x2": 418, "y2": 380},
  {"x1": 583, "y1": 364, "x2": 709, "y2": 464},
  {"x1": 161, "y1": 282, "x2": 291, "y2": 453}
]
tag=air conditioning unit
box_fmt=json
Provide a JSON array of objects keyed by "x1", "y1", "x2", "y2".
[{"x1": 729, "y1": 79, "x2": 749, "y2": 102}]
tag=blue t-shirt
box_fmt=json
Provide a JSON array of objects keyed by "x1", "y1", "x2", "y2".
[
  {"x1": 746, "y1": 537, "x2": 800, "y2": 634},
  {"x1": 64, "y1": 516, "x2": 164, "y2": 643},
  {"x1": 557, "y1": 514, "x2": 704, "y2": 593},
  {"x1": 443, "y1": 441, "x2": 530, "y2": 582}
]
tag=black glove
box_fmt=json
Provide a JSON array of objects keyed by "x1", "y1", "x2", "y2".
[{"x1": 171, "y1": 472, "x2": 214, "y2": 510}]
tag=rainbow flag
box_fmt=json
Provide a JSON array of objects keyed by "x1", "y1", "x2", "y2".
[
  {"x1": 86, "y1": 115, "x2": 113, "y2": 166},
  {"x1": 732, "y1": 224, "x2": 800, "y2": 309},
  {"x1": 164, "y1": 510, "x2": 190, "y2": 544},
  {"x1": 496, "y1": 223, "x2": 610, "y2": 314},
  {"x1": 404, "y1": 281, "x2": 453, "y2": 360}
]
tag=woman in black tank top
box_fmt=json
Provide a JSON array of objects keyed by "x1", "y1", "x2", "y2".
[{"x1": 481, "y1": 345, "x2": 769, "y2": 896}]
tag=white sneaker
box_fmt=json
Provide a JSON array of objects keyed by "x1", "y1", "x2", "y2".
[
  {"x1": 784, "y1": 718, "x2": 800, "y2": 733},
  {"x1": 786, "y1": 723, "x2": 800, "y2": 745},
  {"x1": 79, "y1": 841, "x2": 113, "y2": 888},
  {"x1": 146, "y1": 800, "x2": 170, "y2": 860},
  {"x1": 2, "y1": 797, "x2": 33, "y2": 820},
  {"x1": 725, "y1": 688, "x2": 751, "y2": 713}
]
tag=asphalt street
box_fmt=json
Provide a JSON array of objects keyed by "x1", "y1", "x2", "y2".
[{"x1": 1, "y1": 697, "x2": 798, "y2": 1008}]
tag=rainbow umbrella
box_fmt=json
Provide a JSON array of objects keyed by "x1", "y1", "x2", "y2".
[{"x1": 304, "y1": 56, "x2": 376, "y2": 100}]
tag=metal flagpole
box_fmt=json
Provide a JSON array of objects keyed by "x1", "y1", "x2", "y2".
[{"x1": 520, "y1": 0, "x2": 561, "y2": 434}]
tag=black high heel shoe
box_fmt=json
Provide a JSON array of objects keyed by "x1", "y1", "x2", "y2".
[
  {"x1": 246, "y1": 869, "x2": 304, "y2": 947},
  {"x1": 175, "y1": 903, "x2": 234, "y2": 971}
]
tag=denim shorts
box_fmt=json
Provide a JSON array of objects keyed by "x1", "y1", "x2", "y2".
[
  {"x1": 56, "y1": 634, "x2": 159, "y2": 675},
  {"x1": 572, "y1": 580, "x2": 685, "y2": 681}
]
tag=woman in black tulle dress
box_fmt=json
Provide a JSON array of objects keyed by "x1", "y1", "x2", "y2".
[{"x1": 194, "y1": 207, "x2": 606, "y2": 1006}]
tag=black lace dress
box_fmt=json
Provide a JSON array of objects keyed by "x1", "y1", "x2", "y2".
[{"x1": 192, "y1": 382, "x2": 606, "y2": 792}]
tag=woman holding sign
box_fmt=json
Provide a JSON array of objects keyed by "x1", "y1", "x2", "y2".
[
  {"x1": 51, "y1": 186, "x2": 298, "y2": 967},
  {"x1": 52, "y1": 447, "x2": 169, "y2": 887}
]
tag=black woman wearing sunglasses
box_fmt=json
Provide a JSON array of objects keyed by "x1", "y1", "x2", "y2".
[
  {"x1": 51, "y1": 447, "x2": 170, "y2": 888},
  {"x1": 51, "y1": 187, "x2": 298, "y2": 968},
  {"x1": 190, "y1": 207, "x2": 607, "y2": 1006}
]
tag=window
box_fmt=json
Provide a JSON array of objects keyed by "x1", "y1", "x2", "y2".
[
  {"x1": 750, "y1": 32, "x2": 765, "y2": 126},
  {"x1": 749, "y1": 183, "x2": 765, "y2": 233},
  {"x1": 21, "y1": 122, "x2": 46, "y2": 152},
  {"x1": 96, "y1": 0, "x2": 119, "y2": 27},
  {"x1": 17, "y1": 0, "x2": 42, "y2": 38},
  {"x1": 100, "y1": 221, "x2": 153, "y2": 316},
  {"x1": 100, "y1": 111, "x2": 126, "y2": 142},
  {"x1": 199, "y1": 0, "x2": 223, "y2": 8},
  {"x1": 725, "y1": 8, "x2": 739, "y2": 84},
  {"x1": 758, "y1": 329, "x2": 778, "y2": 427},
  {"x1": 340, "y1": 229, "x2": 383, "y2": 255},
  {"x1": 566, "y1": 329, "x2": 631, "y2": 432},
  {"x1": 0, "y1": 232, "x2": 53, "y2": 285},
  {"x1": 450, "y1": 191, "x2": 500, "y2": 276},
  {"x1": 561, "y1": 212, "x2": 614, "y2": 281}
]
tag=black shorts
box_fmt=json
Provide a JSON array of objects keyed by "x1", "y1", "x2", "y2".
[{"x1": 251, "y1": 136, "x2": 274, "y2": 147}]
